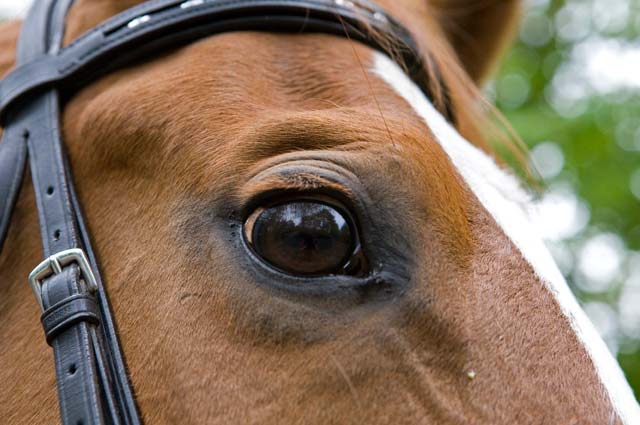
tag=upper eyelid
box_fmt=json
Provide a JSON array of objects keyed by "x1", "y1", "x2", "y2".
[
  {"x1": 238, "y1": 173, "x2": 357, "y2": 214},
  {"x1": 237, "y1": 158, "x2": 373, "y2": 232}
]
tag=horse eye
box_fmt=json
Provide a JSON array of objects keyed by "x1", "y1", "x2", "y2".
[{"x1": 244, "y1": 200, "x2": 361, "y2": 276}]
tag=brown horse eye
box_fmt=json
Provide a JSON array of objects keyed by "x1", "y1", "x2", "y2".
[{"x1": 245, "y1": 201, "x2": 355, "y2": 276}]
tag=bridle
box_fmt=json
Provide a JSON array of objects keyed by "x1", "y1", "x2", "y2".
[{"x1": 0, "y1": 1, "x2": 452, "y2": 423}]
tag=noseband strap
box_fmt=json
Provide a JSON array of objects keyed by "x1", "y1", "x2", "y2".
[{"x1": 0, "y1": 1, "x2": 453, "y2": 423}]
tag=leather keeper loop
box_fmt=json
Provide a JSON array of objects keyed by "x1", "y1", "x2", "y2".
[{"x1": 41, "y1": 293, "x2": 100, "y2": 345}]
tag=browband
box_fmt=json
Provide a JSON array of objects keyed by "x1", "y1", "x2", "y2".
[
  {"x1": 0, "y1": 1, "x2": 452, "y2": 424},
  {"x1": 0, "y1": 0, "x2": 451, "y2": 121}
]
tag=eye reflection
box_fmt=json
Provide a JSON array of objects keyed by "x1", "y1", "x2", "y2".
[{"x1": 244, "y1": 200, "x2": 357, "y2": 276}]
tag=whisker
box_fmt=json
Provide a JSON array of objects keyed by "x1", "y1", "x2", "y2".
[
  {"x1": 337, "y1": 14, "x2": 397, "y2": 147},
  {"x1": 329, "y1": 353, "x2": 362, "y2": 409}
]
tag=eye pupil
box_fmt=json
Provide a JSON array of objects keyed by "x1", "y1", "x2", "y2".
[{"x1": 247, "y1": 201, "x2": 355, "y2": 276}]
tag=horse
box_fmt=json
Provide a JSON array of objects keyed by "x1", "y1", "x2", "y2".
[{"x1": 0, "y1": 0, "x2": 639, "y2": 423}]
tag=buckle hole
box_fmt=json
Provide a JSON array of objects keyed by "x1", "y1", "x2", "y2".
[
  {"x1": 68, "y1": 363, "x2": 76, "y2": 376},
  {"x1": 46, "y1": 186, "x2": 55, "y2": 196},
  {"x1": 53, "y1": 230, "x2": 61, "y2": 241}
]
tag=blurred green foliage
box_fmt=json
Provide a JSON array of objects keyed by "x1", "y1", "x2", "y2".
[{"x1": 495, "y1": 0, "x2": 640, "y2": 397}]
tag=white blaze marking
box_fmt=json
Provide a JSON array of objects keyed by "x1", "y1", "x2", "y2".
[{"x1": 372, "y1": 52, "x2": 640, "y2": 424}]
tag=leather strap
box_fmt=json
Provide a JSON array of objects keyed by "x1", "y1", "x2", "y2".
[
  {"x1": 41, "y1": 268, "x2": 105, "y2": 424},
  {"x1": 0, "y1": 0, "x2": 451, "y2": 123},
  {"x1": 0, "y1": 0, "x2": 66, "y2": 252},
  {"x1": 42, "y1": 293, "x2": 100, "y2": 345},
  {"x1": 3, "y1": 1, "x2": 142, "y2": 424},
  {"x1": 0, "y1": 122, "x2": 27, "y2": 252}
]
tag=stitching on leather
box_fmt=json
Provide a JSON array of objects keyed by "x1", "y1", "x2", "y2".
[
  {"x1": 2, "y1": 0, "x2": 383, "y2": 112},
  {"x1": 63, "y1": 0, "x2": 375, "y2": 73}
]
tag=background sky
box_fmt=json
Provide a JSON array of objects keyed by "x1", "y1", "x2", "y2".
[
  {"x1": 0, "y1": 0, "x2": 31, "y2": 18},
  {"x1": 1, "y1": 0, "x2": 640, "y2": 398}
]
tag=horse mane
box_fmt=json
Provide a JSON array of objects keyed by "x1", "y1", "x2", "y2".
[{"x1": 362, "y1": 17, "x2": 533, "y2": 185}]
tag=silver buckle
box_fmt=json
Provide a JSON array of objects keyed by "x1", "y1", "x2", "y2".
[{"x1": 29, "y1": 249, "x2": 98, "y2": 311}]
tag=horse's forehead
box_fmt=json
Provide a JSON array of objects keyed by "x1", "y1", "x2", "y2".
[
  {"x1": 63, "y1": 1, "x2": 461, "y2": 165},
  {"x1": 66, "y1": 31, "x2": 449, "y2": 162},
  {"x1": 65, "y1": 30, "x2": 476, "y2": 257}
]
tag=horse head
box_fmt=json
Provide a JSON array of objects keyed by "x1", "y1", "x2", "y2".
[{"x1": 1, "y1": 0, "x2": 638, "y2": 423}]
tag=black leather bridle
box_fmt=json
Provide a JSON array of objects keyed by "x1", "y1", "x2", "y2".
[{"x1": 0, "y1": 1, "x2": 452, "y2": 423}]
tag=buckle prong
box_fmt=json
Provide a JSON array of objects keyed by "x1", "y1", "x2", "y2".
[{"x1": 29, "y1": 249, "x2": 98, "y2": 311}]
